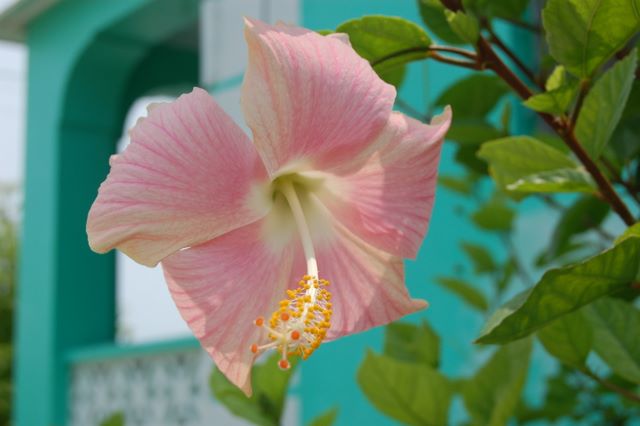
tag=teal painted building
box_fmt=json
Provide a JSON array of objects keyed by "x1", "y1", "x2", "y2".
[{"x1": 0, "y1": 1, "x2": 535, "y2": 425}]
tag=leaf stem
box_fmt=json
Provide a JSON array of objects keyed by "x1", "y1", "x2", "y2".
[
  {"x1": 369, "y1": 46, "x2": 429, "y2": 68},
  {"x1": 430, "y1": 52, "x2": 481, "y2": 70},
  {"x1": 369, "y1": 45, "x2": 477, "y2": 68},
  {"x1": 580, "y1": 368, "x2": 640, "y2": 405},
  {"x1": 430, "y1": 44, "x2": 477, "y2": 60},
  {"x1": 569, "y1": 79, "x2": 590, "y2": 130},
  {"x1": 485, "y1": 25, "x2": 543, "y2": 90}
]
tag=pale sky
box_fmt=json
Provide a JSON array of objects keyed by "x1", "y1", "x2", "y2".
[{"x1": 0, "y1": 40, "x2": 25, "y2": 184}]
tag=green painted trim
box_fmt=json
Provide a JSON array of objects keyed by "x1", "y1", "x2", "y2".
[
  {"x1": 14, "y1": 1, "x2": 199, "y2": 425},
  {"x1": 66, "y1": 337, "x2": 201, "y2": 364}
]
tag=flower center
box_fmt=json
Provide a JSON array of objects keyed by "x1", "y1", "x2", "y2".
[{"x1": 250, "y1": 179, "x2": 333, "y2": 370}]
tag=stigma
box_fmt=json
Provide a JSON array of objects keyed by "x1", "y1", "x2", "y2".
[{"x1": 250, "y1": 274, "x2": 332, "y2": 369}]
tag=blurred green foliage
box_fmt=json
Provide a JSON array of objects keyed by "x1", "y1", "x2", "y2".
[
  {"x1": 99, "y1": 412, "x2": 125, "y2": 426},
  {"x1": 210, "y1": 353, "x2": 299, "y2": 426},
  {"x1": 0, "y1": 200, "x2": 17, "y2": 426}
]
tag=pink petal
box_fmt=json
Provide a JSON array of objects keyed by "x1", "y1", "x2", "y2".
[
  {"x1": 242, "y1": 18, "x2": 396, "y2": 174},
  {"x1": 311, "y1": 222, "x2": 428, "y2": 340},
  {"x1": 162, "y1": 220, "x2": 295, "y2": 396},
  {"x1": 322, "y1": 109, "x2": 451, "y2": 259},
  {"x1": 87, "y1": 88, "x2": 268, "y2": 266}
]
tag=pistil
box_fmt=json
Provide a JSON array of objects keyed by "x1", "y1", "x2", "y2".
[{"x1": 249, "y1": 180, "x2": 332, "y2": 369}]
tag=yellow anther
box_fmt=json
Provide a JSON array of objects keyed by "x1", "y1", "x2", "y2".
[{"x1": 249, "y1": 274, "x2": 332, "y2": 368}]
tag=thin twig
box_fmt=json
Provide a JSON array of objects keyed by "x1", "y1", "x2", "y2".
[
  {"x1": 370, "y1": 46, "x2": 477, "y2": 68},
  {"x1": 475, "y1": 37, "x2": 636, "y2": 226},
  {"x1": 497, "y1": 16, "x2": 542, "y2": 33},
  {"x1": 569, "y1": 79, "x2": 590, "y2": 130},
  {"x1": 580, "y1": 368, "x2": 640, "y2": 405},
  {"x1": 486, "y1": 26, "x2": 543, "y2": 90}
]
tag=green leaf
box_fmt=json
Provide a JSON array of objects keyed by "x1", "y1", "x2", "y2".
[
  {"x1": 358, "y1": 351, "x2": 453, "y2": 426},
  {"x1": 505, "y1": 168, "x2": 596, "y2": 194},
  {"x1": 611, "y1": 79, "x2": 640, "y2": 162},
  {"x1": 538, "y1": 309, "x2": 592, "y2": 367},
  {"x1": 445, "y1": 10, "x2": 479, "y2": 44},
  {"x1": 524, "y1": 64, "x2": 579, "y2": 115},
  {"x1": 471, "y1": 0, "x2": 531, "y2": 20},
  {"x1": 471, "y1": 196, "x2": 515, "y2": 231},
  {"x1": 435, "y1": 74, "x2": 509, "y2": 118},
  {"x1": 477, "y1": 237, "x2": 640, "y2": 344},
  {"x1": 462, "y1": 339, "x2": 532, "y2": 426},
  {"x1": 210, "y1": 352, "x2": 297, "y2": 426},
  {"x1": 384, "y1": 320, "x2": 440, "y2": 368},
  {"x1": 455, "y1": 145, "x2": 489, "y2": 175},
  {"x1": 546, "y1": 65, "x2": 568, "y2": 91},
  {"x1": 435, "y1": 277, "x2": 489, "y2": 311},
  {"x1": 308, "y1": 407, "x2": 339, "y2": 426},
  {"x1": 542, "y1": 0, "x2": 640, "y2": 78},
  {"x1": 615, "y1": 222, "x2": 640, "y2": 244},
  {"x1": 478, "y1": 136, "x2": 596, "y2": 194},
  {"x1": 523, "y1": 84, "x2": 577, "y2": 115},
  {"x1": 0, "y1": 344, "x2": 11, "y2": 380},
  {"x1": 586, "y1": 297, "x2": 640, "y2": 384},
  {"x1": 100, "y1": 413, "x2": 125, "y2": 426},
  {"x1": 439, "y1": 175, "x2": 475, "y2": 194},
  {"x1": 337, "y1": 16, "x2": 431, "y2": 88},
  {"x1": 576, "y1": 50, "x2": 638, "y2": 157},
  {"x1": 417, "y1": 0, "x2": 465, "y2": 44},
  {"x1": 462, "y1": 242, "x2": 497, "y2": 274},
  {"x1": 478, "y1": 136, "x2": 577, "y2": 180},
  {"x1": 535, "y1": 132, "x2": 570, "y2": 154},
  {"x1": 547, "y1": 196, "x2": 610, "y2": 259}
]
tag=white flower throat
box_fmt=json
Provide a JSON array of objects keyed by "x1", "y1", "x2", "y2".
[{"x1": 250, "y1": 179, "x2": 333, "y2": 370}]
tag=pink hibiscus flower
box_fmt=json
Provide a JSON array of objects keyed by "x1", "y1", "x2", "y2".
[{"x1": 87, "y1": 18, "x2": 451, "y2": 396}]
